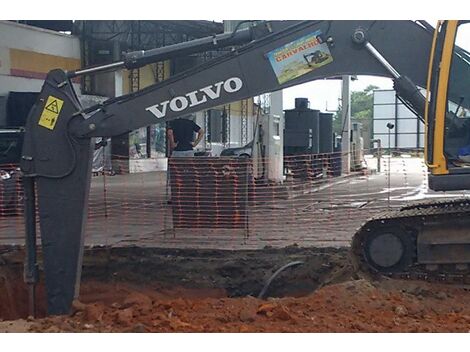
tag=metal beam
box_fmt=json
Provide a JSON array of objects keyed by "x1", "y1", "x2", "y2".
[{"x1": 341, "y1": 75, "x2": 351, "y2": 175}]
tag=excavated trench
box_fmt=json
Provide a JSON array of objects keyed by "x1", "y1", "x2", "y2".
[
  {"x1": 0, "y1": 265, "x2": 47, "y2": 320},
  {"x1": 0, "y1": 245, "x2": 354, "y2": 321}
]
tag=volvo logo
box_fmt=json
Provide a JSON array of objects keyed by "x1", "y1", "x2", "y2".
[{"x1": 145, "y1": 77, "x2": 243, "y2": 119}]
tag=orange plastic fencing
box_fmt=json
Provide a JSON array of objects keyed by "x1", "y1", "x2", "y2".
[
  {"x1": 1, "y1": 150, "x2": 466, "y2": 250},
  {"x1": 0, "y1": 164, "x2": 24, "y2": 245}
]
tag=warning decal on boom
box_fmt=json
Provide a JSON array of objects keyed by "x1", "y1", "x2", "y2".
[{"x1": 38, "y1": 96, "x2": 64, "y2": 130}]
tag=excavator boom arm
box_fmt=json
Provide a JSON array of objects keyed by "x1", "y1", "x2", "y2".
[{"x1": 74, "y1": 20, "x2": 433, "y2": 138}]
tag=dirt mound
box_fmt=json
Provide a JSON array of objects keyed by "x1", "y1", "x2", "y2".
[
  {"x1": 3, "y1": 246, "x2": 470, "y2": 332},
  {"x1": 1, "y1": 278, "x2": 467, "y2": 333}
]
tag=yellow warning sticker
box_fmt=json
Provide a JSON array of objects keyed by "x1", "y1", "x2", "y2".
[{"x1": 38, "y1": 96, "x2": 64, "y2": 130}]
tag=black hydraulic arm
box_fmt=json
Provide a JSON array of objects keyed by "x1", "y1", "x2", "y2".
[
  {"x1": 21, "y1": 20, "x2": 437, "y2": 315},
  {"x1": 67, "y1": 21, "x2": 273, "y2": 78}
]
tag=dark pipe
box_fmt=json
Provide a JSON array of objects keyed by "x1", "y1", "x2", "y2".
[{"x1": 258, "y1": 261, "x2": 304, "y2": 299}]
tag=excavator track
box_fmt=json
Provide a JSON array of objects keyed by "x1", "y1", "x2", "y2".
[{"x1": 351, "y1": 197, "x2": 470, "y2": 286}]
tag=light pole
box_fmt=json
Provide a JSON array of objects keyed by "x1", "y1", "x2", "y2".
[
  {"x1": 386, "y1": 122, "x2": 395, "y2": 206},
  {"x1": 341, "y1": 75, "x2": 351, "y2": 175}
]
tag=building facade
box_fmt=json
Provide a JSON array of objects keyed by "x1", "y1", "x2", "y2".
[{"x1": 0, "y1": 21, "x2": 81, "y2": 126}]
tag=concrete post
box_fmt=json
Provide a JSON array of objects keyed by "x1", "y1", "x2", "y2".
[
  {"x1": 111, "y1": 40, "x2": 129, "y2": 174},
  {"x1": 266, "y1": 90, "x2": 284, "y2": 183},
  {"x1": 341, "y1": 75, "x2": 351, "y2": 175},
  {"x1": 113, "y1": 40, "x2": 123, "y2": 98}
]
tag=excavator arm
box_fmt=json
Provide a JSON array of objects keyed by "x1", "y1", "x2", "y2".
[
  {"x1": 21, "y1": 20, "x2": 466, "y2": 315},
  {"x1": 71, "y1": 20, "x2": 433, "y2": 137}
]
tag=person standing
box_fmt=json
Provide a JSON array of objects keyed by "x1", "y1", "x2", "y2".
[{"x1": 167, "y1": 117, "x2": 204, "y2": 157}]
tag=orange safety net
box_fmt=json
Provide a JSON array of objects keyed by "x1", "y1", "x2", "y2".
[
  {"x1": 0, "y1": 164, "x2": 24, "y2": 245},
  {"x1": 1, "y1": 150, "x2": 465, "y2": 250}
]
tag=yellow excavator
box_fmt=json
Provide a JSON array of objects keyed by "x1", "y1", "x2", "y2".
[
  {"x1": 19, "y1": 20, "x2": 470, "y2": 315},
  {"x1": 352, "y1": 20, "x2": 470, "y2": 283}
]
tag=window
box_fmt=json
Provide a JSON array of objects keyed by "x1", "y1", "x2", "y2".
[{"x1": 444, "y1": 22, "x2": 470, "y2": 160}]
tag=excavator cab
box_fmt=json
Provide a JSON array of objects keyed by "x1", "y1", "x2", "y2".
[
  {"x1": 428, "y1": 20, "x2": 470, "y2": 191},
  {"x1": 351, "y1": 21, "x2": 470, "y2": 285}
]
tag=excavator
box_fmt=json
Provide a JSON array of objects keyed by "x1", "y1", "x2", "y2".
[{"x1": 18, "y1": 20, "x2": 470, "y2": 315}]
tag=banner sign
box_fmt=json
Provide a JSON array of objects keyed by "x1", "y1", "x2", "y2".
[{"x1": 267, "y1": 30, "x2": 333, "y2": 85}]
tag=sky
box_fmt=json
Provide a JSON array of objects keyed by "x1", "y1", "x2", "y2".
[{"x1": 282, "y1": 75, "x2": 393, "y2": 111}]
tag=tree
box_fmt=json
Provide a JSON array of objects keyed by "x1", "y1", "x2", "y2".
[{"x1": 333, "y1": 84, "x2": 379, "y2": 134}]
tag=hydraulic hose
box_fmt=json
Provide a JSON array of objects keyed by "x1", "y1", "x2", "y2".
[{"x1": 258, "y1": 260, "x2": 304, "y2": 299}]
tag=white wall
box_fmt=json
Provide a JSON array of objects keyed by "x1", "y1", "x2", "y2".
[
  {"x1": 0, "y1": 21, "x2": 80, "y2": 57},
  {"x1": 373, "y1": 89, "x2": 424, "y2": 149},
  {"x1": 0, "y1": 75, "x2": 44, "y2": 95},
  {"x1": 0, "y1": 21, "x2": 80, "y2": 95}
]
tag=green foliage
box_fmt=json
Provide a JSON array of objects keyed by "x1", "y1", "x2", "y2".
[{"x1": 333, "y1": 84, "x2": 379, "y2": 134}]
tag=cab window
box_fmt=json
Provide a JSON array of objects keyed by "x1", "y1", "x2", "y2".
[{"x1": 444, "y1": 21, "x2": 470, "y2": 161}]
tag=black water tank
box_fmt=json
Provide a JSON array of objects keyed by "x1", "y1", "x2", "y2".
[
  {"x1": 284, "y1": 105, "x2": 320, "y2": 154},
  {"x1": 294, "y1": 98, "x2": 309, "y2": 110},
  {"x1": 319, "y1": 112, "x2": 333, "y2": 153}
]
